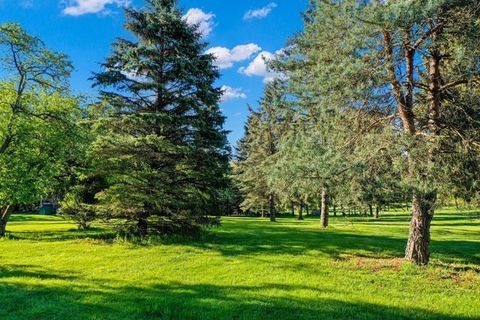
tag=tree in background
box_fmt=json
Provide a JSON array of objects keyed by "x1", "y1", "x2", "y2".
[
  {"x1": 233, "y1": 80, "x2": 290, "y2": 222},
  {"x1": 56, "y1": 101, "x2": 106, "y2": 230},
  {"x1": 0, "y1": 23, "x2": 80, "y2": 237},
  {"x1": 91, "y1": 0, "x2": 229, "y2": 237}
]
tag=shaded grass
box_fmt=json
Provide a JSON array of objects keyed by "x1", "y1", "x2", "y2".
[{"x1": 0, "y1": 209, "x2": 479, "y2": 319}]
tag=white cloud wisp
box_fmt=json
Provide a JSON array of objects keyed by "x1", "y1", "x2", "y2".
[
  {"x1": 244, "y1": 2, "x2": 277, "y2": 20},
  {"x1": 206, "y1": 44, "x2": 261, "y2": 69},
  {"x1": 62, "y1": 0, "x2": 130, "y2": 16}
]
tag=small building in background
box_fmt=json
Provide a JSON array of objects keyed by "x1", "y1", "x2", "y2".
[{"x1": 39, "y1": 201, "x2": 57, "y2": 215}]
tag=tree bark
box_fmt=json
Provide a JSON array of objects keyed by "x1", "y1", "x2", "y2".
[
  {"x1": 298, "y1": 203, "x2": 304, "y2": 220},
  {"x1": 0, "y1": 205, "x2": 12, "y2": 238},
  {"x1": 137, "y1": 213, "x2": 149, "y2": 238},
  {"x1": 404, "y1": 35, "x2": 442, "y2": 265},
  {"x1": 375, "y1": 206, "x2": 380, "y2": 219},
  {"x1": 320, "y1": 188, "x2": 329, "y2": 228},
  {"x1": 333, "y1": 204, "x2": 337, "y2": 217},
  {"x1": 405, "y1": 191, "x2": 436, "y2": 265},
  {"x1": 428, "y1": 42, "x2": 442, "y2": 135},
  {"x1": 269, "y1": 194, "x2": 276, "y2": 222},
  {"x1": 382, "y1": 30, "x2": 416, "y2": 135},
  {"x1": 369, "y1": 204, "x2": 373, "y2": 217}
]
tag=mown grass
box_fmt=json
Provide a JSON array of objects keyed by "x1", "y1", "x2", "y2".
[{"x1": 0, "y1": 209, "x2": 479, "y2": 319}]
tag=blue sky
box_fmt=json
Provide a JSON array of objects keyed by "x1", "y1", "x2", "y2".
[{"x1": 0, "y1": 0, "x2": 307, "y2": 144}]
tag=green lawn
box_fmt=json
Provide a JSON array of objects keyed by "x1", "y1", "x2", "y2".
[{"x1": 1, "y1": 210, "x2": 479, "y2": 320}]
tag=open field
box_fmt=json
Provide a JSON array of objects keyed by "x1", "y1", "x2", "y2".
[{"x1": 1, "y1": 209, "x2": 479, "y2": 320}]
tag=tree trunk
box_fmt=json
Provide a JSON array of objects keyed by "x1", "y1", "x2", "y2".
[
  {"x1": 333, "y1": 204, "x2": 337, "y2": 217},
  {"x1": 342, "y1": 206, "x2": 346, "y2": 217},
  {"x1": 375, "y1": 206, "x2": 380, "y2": 219},
  {"x1": 320, "y1": 188, "x2": 329, "y2": 228},
  {"x1": 269, "y1": 195, "x2": 276, "y2": 222},
  {"x1": 0, "y1": 205, "x2": 12, "y2": 238},
  {"x1": 298, "y1": 204, "x2": 304, "y2": 220},
  {"x1": 291, "y1": 203, "x2": 295, "y2": 215},
  {"x1": 137, "y1": 214, "x2": 149, "y2": 238},
  {"x1": 306, "y1": 205, "x2": 309, "y2": 216},
  {"x1": 369, "y1": 204, "x2": 373, "y2": 217},
  {"x1": 405, "y1": 191, "x2": 436, "y2": 265}
]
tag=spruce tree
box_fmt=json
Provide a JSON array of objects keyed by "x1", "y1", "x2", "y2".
[{"x1": 91, "y1": 0, "x2": 229, "y2": 237}]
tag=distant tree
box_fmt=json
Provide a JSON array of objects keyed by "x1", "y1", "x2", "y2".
[
  {"x1": 91, "y1": 0, "x2": 229, "y2": 237},
  {"x1": 233, "y1": 80, "x2": 290, "y2": 222},
  {"x1": 0, "y1": 23, "x2": 78, "y2": 237}
]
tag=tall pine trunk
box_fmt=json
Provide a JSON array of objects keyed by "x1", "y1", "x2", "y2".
[
  {"x1": 320, "y1": 188, "x2": 329, "y2": 228},
  {"x1": 405, "y1": 44, "x2": 441, "y2": 264},
  {"x1": 269, "y1": 194, "x2": 276, "y2": 222},
  {"x1": 405, "y1": 191, "x2": 436, "y2": 265},
  {"x1": 0, "y1": 205, "x2": 12, "y2": 238}
]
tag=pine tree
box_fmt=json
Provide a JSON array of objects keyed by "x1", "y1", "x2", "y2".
[
  {"x1": 277, "y1": 0, "x2": 480, "y2": 264},
  {"x1": 91, "y1": 0, "x2": 229, "y2": 237},
  {"x1": 234, "y1": 80, "x2": 289, "y2": 221}
]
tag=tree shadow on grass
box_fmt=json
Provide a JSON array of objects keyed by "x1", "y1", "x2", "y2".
[
  {"x1": 5, "y1": 214, "x2": 479, "y2": 265},
  {"x1": 8, "y1": 214, "x2": 64, "y2": 222},
  {"x1": 176, "y1": 220, "x2": 480, "y2": 265},
  {"x1": 0, "y1": 265, "x2": 79, "y2": 281},
  {"x1": 0, "y1": 270, "x2": 476, "y2": 320},
  {"x1": 6, "y1": 228, "x2": 117, "y2": 242}
]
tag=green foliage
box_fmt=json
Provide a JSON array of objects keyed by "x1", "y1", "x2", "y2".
[
  {"x1": 0, "y1": 22, "x2": 81, "y2": 237},
  {"x1": 233, "y1": 80, "x2": 290, "y2": 214},
  {"x1": 91, "y1": 0, "x2": 229, "y2": 237},
  {"x1": 270, "y1": 1, "x2": 480, "y2": 201},
  {"x1": 0, "y1": 84, "x2": 81, "y2": 207}
]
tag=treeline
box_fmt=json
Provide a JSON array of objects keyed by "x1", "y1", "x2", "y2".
[
  {"x1": 234, "y1": 0, "x2": 480, "y2": 265},
  {"x1": 0, "y1": 0, "x2": 231, "y2": 238}
]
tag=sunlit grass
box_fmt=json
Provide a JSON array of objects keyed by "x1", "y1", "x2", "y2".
[{"x1": 1, "y1": 209, "x2": 479, "y2": 319}]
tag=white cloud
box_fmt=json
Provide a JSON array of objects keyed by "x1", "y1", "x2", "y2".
[
  {"x1": 221, "y1": 85, "x2": 247, "y2": 102},
  {"x1": 206, "y1": 44, "x2": 261, "y2": 69},
  {"x1": 21, "y1": 0, "x2": 33, "y2": 8},
  {"x1": 239, "y1": 50, "x2": 283, "y2": 83},
  {"x1": 182, "y1": 8, "x2": 215, "y2": 38},
  {"x1": 62, "y1": 0, "x2": 130, "y2": 16},
  {"x1": 244, "y1": 2, "x2": 277, "y2": 20}
]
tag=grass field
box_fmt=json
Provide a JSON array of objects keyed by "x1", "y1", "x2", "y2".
[{"x1": 1, "y1": 209, "x2": 479, "y2": 319}]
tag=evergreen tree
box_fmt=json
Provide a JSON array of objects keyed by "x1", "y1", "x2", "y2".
[
  {"x1": 233, "y1": 80, "x2": 289, "y2": 222},
  {"x1": 276, "y1": 0, "x2": 480, "y2": 264},
  {"x1": 91, "y1": 0, "x2": 229, "y2": 237}
]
